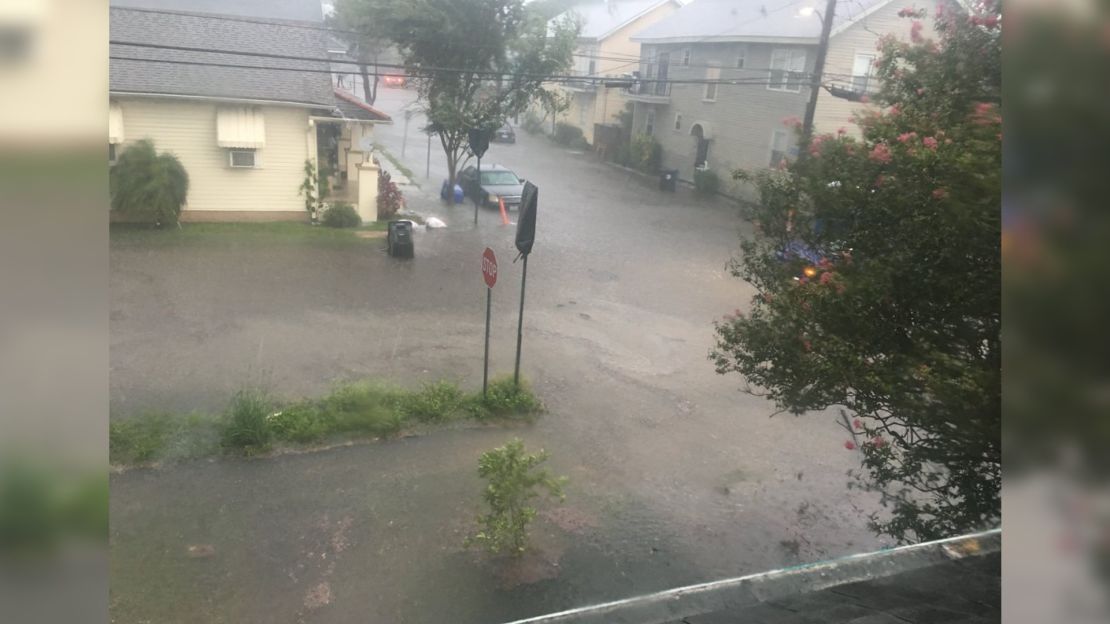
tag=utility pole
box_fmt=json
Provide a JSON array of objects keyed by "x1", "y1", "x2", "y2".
[{"x1": 800, "y1": 0, "x2": 838, "y2": 150}]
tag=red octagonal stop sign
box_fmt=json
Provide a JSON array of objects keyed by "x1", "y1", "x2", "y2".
[{"x1": 481, "y1": 247, "x2": 498, "y2": 288}]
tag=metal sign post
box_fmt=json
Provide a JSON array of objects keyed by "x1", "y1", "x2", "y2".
[
  {"x1": 481, "y1": 247, "x2": 498, "y2": 397},
  {"x1": 468, "y1": 128, "x2": 490, "y2": 226},
  {"x1": 513, "y1": 182, "x2": 538, "y2": 388}
]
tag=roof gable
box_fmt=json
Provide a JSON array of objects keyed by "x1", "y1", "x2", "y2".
[
  {"x1": 109, "y1": 7, "x2": 335, "y2": 107},
  {"x1": 559, "y1": 0, "x2": 680, "y2": 41}
]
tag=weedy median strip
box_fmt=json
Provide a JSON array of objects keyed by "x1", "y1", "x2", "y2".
[{"x1": 109, "y1": 376, "x2": 542, "y2": 467}]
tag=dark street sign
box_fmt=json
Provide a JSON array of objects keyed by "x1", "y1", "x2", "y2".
[
  {"x1": 515, "y1": 181, "x2": 537, "y2": 256},
  {"x1": 468, "y1": 128, "x2": 490, "y2": 159}
]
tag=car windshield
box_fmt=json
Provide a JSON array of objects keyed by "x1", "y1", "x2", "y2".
[{"x1": 480, "y1": 171, "x2": 519, "y2": 185}]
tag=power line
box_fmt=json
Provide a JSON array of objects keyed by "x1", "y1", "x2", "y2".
[{"x1": 109, "y1": 40, "x2": 834, "y2": 85}]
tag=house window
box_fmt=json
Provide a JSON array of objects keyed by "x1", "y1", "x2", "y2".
[
  {"x1": 736, "y1": 48, "x2": 746, "y2": 69},
  {"x1": 673, "y1": 113, "x2": 682, "y2": 131},
  {"x1": 769, "y1": 48, "x2": 806, "y2": 92},
  {"x1": 681, "y1": 48, "x2": 690, "y2": 66},
  {"x1": 852, "y1": 52, "x2": 876, "y2": 93},
  {"x1": 587, "y1": 59, "x2": 596, "y2": 76},
  {"x1": 645, "y1": 110, "x2": 655, "y2": 136},
  {"x1": 704, "y1": 67, "x2": 720, "y2": 101},
  {"x1": 770, "y1": 130, "x2": 790, "y2": 167},
  {"x1": 228, "y1": 149, "x2": 257, "y2": 168}
]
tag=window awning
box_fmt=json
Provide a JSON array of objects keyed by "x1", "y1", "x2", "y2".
[
  {"x1": 216, "y1": 107, "x2": 266, "y2": 149},
  {"x1": 108, "y1": 102, "x2": 124, "y2": 145}
]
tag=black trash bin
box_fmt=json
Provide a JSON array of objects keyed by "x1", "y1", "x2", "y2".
[
  {"x1": 659, "y1": 168, "x2": 679, "y2": 192},
  {"x1": 387, "y1": 220, "x2": 414, "y2": 258}
]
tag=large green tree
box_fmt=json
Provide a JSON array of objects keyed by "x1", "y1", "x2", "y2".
[
  {"x1": 711, "y1": 0, "x2": 1001, "y2": 543},
  {"x1": 337, "y1": 0, "x2": 578, "y2": 184},
  {"x1": 330, "y1": 0, "x2": 390, "y2": 105}
]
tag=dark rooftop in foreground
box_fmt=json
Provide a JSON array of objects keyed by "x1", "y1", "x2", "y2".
[{"x1": 503, "y1": 530, "x2": 1001, "y2": 624}]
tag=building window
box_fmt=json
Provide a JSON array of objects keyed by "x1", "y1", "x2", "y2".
[
  {"x1": 673, "y1": 113, "x2": 682, "y2": 131},
  {"x1": 645, "y1": 110, "x2": 655, "y2": 136},
  {"x1": 681, "y1": 48, "x2": 690, "y2": 66},
  {"x1": 704, "y1": 67, "x2": 720, "y2": 101},
  {"x1": 228, "y1": 149, "x2": 257, "y2": 168},
  {"x1": 770, "y1": 130, "x2": 790, "y2": 167},
  {"x1": 768, "y1": 48, "x2": 806, "y2": 92},
  {"x1": 852, "y1": 52, "x2": 875, "y2": 93},
  {"x1": 736, "y1": 48, "x2": 746, "y2": 69},
  {"x1": 587, "y1": 59, "x2": 596, "y2": 76}
]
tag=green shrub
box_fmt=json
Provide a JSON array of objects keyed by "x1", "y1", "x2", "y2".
[
  {"x1": 629, "y1": 134, "x2": 662, "y2": 173},
  {"x1": 269, "y1": 402, "x2": 332, "y2": 443},
  {"x1": 403, "y1": 381, "x2": 464, "y2": 422},
  {"x1": 521, "y1": 111, "x2": 545, "y2": 135},
  {"x1": 220, "y1": 390, "x2": 273, "y2": 453},
  {"x1": 323, "y1": 381, "x2": 407, "y2": 436},
  {"x1": 109, "y1": 139, "x2": 189, "y2": 226},
  {"x1": 553, "y1": 122, "x2": 584, "y2": 146},
  {"x1": 466, "y1": 376, "x2": 543, "y2": 421},
  {"x1": 571, "y1": 136, "x2": 591, "y2": 151},
  {"x1": 468, "y1": 439, "x2": 565, "y2": 555},
  {"x1": 322, "y1": 202, "x2": 361, "y2": 228},
  {"x1": 694, "y1": 168, "x2": 720, "y2": 196},
  {"x1": 109, "y1": 413, "x2": 174, "y2": 464}
]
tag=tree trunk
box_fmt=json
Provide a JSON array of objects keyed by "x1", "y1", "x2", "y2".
[{"x1": 359, "y1": 62, "x2": 374, "y2": 104}]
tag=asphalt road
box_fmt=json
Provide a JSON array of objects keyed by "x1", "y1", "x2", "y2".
[{"x1": 109, "y1": 87, "x2": 885, "y2": 623}]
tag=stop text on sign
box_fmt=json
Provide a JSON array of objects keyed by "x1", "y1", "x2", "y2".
[{"x1": 482, "y1": 247, "x2": 498, "y2": 288}]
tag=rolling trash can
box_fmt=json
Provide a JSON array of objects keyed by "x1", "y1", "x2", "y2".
[
  {"x1": 387, "y1": 220, "x2": 414, "y2": 258},
  {"x1": 659, "y1": 168, "x2": 679, "y2": 192}
]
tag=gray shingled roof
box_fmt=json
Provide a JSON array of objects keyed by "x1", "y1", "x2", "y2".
[
  {"x1": 632, "y1": 0, "x2": 891, "y2": 43},
  {"x1": 561, "y1": 0, "x2": 678, "y2": 40},
  {"x1": 109, "y1": 7, "x2": 336, "y2": 107},
  {"x1": 109, "y1": 0, "x2": 324, "y2": 23}
]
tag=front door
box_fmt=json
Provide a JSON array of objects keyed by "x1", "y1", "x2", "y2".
[{"x1": 655, "y1": 53, "x2": 670, "y2": 96}]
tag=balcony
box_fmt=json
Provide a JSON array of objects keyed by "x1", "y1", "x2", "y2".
[
  {"x1": 623, "y1": 79, "x2": 671, "y2": 104},
  {"x1": 561, "y1": 76, "x2": 598, "y2": 93}
]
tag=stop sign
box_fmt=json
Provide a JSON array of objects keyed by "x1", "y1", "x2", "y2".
[{"x1": 481, "y1": 247, "x2": 498, "y2": 288}]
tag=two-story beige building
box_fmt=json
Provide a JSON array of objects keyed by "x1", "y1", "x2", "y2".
[
  {"x1": 109, "y1": 5, "x2": 391, "y2": 222},
  {"x1": 553, "y1": 0, "x2": 682, "y2": 145},
  {"x1": 625, "y1": 0, "x2": 940, "y2": 198}
]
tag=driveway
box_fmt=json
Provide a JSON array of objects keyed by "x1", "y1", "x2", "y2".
[{"x1": 109, "y1": 88, "x2": 884, "y2": 623}]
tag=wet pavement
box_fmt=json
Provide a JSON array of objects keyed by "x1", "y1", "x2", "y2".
[{"x1": 109, "y1": 87, "x2": 886, "y2": 622}]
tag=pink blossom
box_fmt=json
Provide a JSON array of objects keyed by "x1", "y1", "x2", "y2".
[
  {"x1": 859, "y1": 94, "x2": 870, "y2": 104},
  {"x1": 910, "y1": 20, "x2": 924, "y2": 42},
  {"x1": 837, "y1": 127, "x2": 848, "y2": 136},
  {"x1": 844, "y1": 440, "x2": 856, "y2": 450},
  {"x1": 819, "y1": 271, "x2": 834, "y2": 285},
  {"x1": 869, "y1": 143, "x2": 893, "y2": 164},
  {"x1": 802, "y1": 339, "x2": 812, "y2": 351},
  {"x1": 897, "y1": 131, "x2": 917, "y2": 143},
  {"x1": 975, "y1": 102, "x2": 995, "y2": 115},
  {"x1": 889, "y1": 104, "x2": 901, "y2": 116},
  {"x1": 932, "y1": 188, "x2": 949, "y2": 200},
  {"x1": 922, "y1": 136, "x2": 938, "y2": 150},
  {"x1": 916, "y1": 87, "x2": 925, "y2": 95},
  {"x1": 853, "y1": 418, "x2": 863, "y2": 430},
  {"x1": 781, "y1": 116, "x2": 802, "y2": 128},
  {"x1": 983, "y1": 14, "x2": 999, "y2": 28},
  {"x1": 871, "y1": 436, "x2": 888, "y2": 448},
  {"x1": 874, "y1": 174, "x2": 886, "y2": 187}
]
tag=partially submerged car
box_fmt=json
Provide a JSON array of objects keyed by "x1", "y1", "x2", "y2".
[{"x1": 457, "y1": 163, "x2": 524, "y2": 210}]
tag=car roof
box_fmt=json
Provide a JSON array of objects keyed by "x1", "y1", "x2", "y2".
[{"x1": 476, "y1": 163, "x2": 514, "y2": 172}]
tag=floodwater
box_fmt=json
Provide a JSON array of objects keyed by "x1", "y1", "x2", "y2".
[{"x1": 110, "y1": 93, "x2": 885, "y2": 622}]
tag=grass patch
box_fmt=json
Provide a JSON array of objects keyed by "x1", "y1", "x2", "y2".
[
  {"x1": 373, "y1": 144, "x2": 419, "y2": 187},
  {"x1": 109, "y1": 376, "x2": 543, "y2": 466},
  {"x1": 110, "y1": 222, "x2": 376, "y2": 247}
]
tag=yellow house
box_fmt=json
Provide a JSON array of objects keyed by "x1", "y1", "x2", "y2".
[
  {"x1": 109, "y1": 6, "x2": 391, "y2": 222},
  {"x1": 554, "y1": 0, "x2": 681, "y2": 145}
]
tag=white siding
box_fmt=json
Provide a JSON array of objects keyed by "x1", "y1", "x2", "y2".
[
  {"x1": 815, "y1": 0, "x2": 941, "y2": 136},
  {"x1": 115, "y1": 98, "x2": 312, "y2": 213}
]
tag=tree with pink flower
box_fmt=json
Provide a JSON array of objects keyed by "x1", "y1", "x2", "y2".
[{"x1": 714, "y1": 0, "x2": 1000, "y2": 544}]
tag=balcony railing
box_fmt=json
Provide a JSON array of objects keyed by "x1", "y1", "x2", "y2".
[{"x1": 624, "y1": 79, "x2": 671, "y2": 102}]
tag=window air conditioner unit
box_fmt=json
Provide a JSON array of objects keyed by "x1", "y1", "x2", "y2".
[{"x1": 228, "y1": 149, "x2": 256, "y2": 168}]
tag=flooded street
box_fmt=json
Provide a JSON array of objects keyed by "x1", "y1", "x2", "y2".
[{"x1": 110, "y1": 87, "x2": 885, "y2": 622}]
